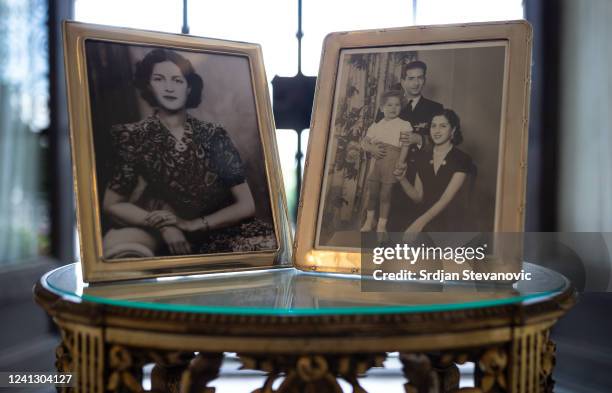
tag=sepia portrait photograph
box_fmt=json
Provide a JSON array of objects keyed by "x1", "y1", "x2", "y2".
[
  {"x1": 64, "y1": 22, "x2": 288, "y2": 281},
  {"x1": 86, "y1": 41, "x2": 278, "y2": 259},
  {"x1": 314, "y1": 41, "x2": 508, "y2": 249}
]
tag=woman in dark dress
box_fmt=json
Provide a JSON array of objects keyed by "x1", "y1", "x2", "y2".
[
  {"x1": 395, "y1": 108, "x2": 475, "y2": 234},
  {"x1": 102, "y1": 49, "x2": 276, "y2": 258}
]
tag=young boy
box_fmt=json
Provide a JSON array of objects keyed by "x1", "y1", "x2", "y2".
[{"x1": 361, "y1": 90, "x2": 413, "y2": 233}]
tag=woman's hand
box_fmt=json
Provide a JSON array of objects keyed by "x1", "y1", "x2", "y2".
[
  {"x1": 176, "y1": 218, "x2": 204, "y2": 233},
  {"x1": 402, "y1": 219, "x2": 426, "y2": 243},
  {"x1": 406, "y1": 219, "x2": 426, "y2": 233},
  {"x1": 394, "y1": 167, "x2": 407, "y2": 181},
  {"x1": 159, "y1": 226, "x2": 191, "y2": 255},
  {"x1": 145, "y1": 210, "x2": 178, "y2": 229},
  {"x1": 397, "y1": 173, "x2": 423, "y2": 204}
]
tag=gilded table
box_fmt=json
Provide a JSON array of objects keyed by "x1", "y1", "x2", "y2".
[{"x1": 34, "y1": 263, "x2": 574, "y2": 393}]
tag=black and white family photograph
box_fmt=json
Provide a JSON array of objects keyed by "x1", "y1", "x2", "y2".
[
  {"x1": 315, "y1": 42, "x2": 507, "y2": 249},
  {"x1": 85, "y1": 41, "x2": 278, "y2": 260}
]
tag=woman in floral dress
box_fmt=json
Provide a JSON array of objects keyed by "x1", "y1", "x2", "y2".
[{"x1": 102, "y1": 48, "x2": 276, "y2": 258}]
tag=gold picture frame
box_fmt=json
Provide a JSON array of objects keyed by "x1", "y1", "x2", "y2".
[
  {"x1": 295, "y1": 21, "x2": 532, "y2": 274},
  {"x1": 64, "y1": 21, "x2": 292, "y2": 282}
]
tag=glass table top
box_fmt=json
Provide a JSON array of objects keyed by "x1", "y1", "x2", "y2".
[{"x1": 42, "y1": 263, "x2": 569, "y2": 316}]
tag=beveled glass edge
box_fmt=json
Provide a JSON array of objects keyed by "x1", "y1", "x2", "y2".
[{"x1": 42, "y1": 264, "x2": 569, "y2": 316}]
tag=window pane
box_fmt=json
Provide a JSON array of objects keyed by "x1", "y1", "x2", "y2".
[
  {"x1": 188, "y1": 0, "x2": 298, "y2": 80},
  {"x1": 75, "y1": 0, "x2": 182, "y2": 33},
  {"x1": 276, "y1": 129, "x2": 299, "y2": 219},
  {"x1": 301, "y1": 129, "x2": 310, "y2": 176},
  {"x1": 302, "y1": 0, "x2": 413, "y2": 76},
  {"x1": 0, "y1": 0, "x2": 49, "y2": 264},
  {"x1": 416, "y1": 0, "x2": 523, "y2": 24}
]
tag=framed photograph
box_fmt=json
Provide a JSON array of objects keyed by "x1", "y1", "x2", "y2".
[
  {"x1": 295, "y1": 21, "x2": 532, "y2": 273},
  {"x1": 63, "y1": 21, "x2": 291, "y2": 282}
]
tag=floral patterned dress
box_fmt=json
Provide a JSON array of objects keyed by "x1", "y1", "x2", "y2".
[{"x1": 108, "y1": 114, "x2": 276, "y2": 255}]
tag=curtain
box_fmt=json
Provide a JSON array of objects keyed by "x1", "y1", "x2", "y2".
[
  {"x1": 559, "y1": 0, "x2": 612, "y2": 233},
  {"x1": 322, "y1": 51, "x2": 416, "y2": 234},
  {"x1": 85, "y1": 41, "x2": 141, "y2": 210},
  {"x1": 0, "y1": 0, "x2": 48, "y2": 264}
]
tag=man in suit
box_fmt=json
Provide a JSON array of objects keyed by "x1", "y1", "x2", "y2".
[
  {"x1": 365, "y1": 60, "x2": 444, "y2": 231},
  {"x1": 398, "y1": 61, "x2": 443, "y2": 142}
]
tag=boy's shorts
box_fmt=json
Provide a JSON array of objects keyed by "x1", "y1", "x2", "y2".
[{"x1": 368, "y1": 143, "x2": 401, "y2": 184}]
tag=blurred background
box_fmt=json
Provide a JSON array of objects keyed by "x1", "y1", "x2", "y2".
[{"x1": 0, "y1": 0, "x2": 611, "y2": 391}]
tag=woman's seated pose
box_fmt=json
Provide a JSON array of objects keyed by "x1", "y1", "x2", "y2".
[
  {"x1": 102, "y1": 48, "x2": 276, "y2": 259},
  {"x1": 395, "y1": 108, "x2": 476, "y2": 235}
]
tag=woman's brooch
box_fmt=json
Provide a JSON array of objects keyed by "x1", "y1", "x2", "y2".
[{"x1": 175, "y1": 140, "x2": 188, "y2": 152}]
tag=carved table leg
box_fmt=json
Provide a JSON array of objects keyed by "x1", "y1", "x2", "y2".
[
  {"x1": 401, "y1": 350, "x2": 509, "y2": 393},
  {"x1": 540, "y1": 335, "x2": 556, "y2": 393},
  {"x1": 149, "y1": 351, "x2": 195, "y2": 393},
  {"x1": 473, "y1": 347, "x2": 509, "y2": 393},
  {"x1": 55, "y1": 328, "x2": 74, "y2": 393},
  {"x1": 430, "y1": 353, "x2": 462, "y2": 393},
  {"x1": 400, "y1": 353, "x2": 438, "y2": 393},
  {"x1": 508, "y1": 328, "x2": 557, "y2": 393},
  {"x1": 239, "y1": 353, "x2": 385, "y2": 393},
  {"x1": 106, "y1": 347, "x2": 221, "y2": 393},
  {"x1": 107, "y1": 345, "x2": 147, "y2": 393},
  {"x1": 401, "y1": 352, "x2": 466, "y2": 393},
  {"x1": 179, "y1": 352, "x2": 223, "y2": 393},
  {"x1": 55, "y1": 323, "x2": 104, "y2": 393}
]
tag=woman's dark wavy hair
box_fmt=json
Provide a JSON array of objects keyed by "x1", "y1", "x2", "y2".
[
  {"x1": 431, "y1": 108, "x2": 463, "y2": 145},
  {"x1": 134, "y1": 49, "x2": 203, "y2": 109}
]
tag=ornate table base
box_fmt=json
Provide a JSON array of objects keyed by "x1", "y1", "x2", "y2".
[{"x1": 54, "y1": 320, "x2": 557, "y2": 393}]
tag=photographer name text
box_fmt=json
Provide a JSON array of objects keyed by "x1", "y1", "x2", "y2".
[{"x1": 372, "y1": 269, "x2": 532, "y2": 282}]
